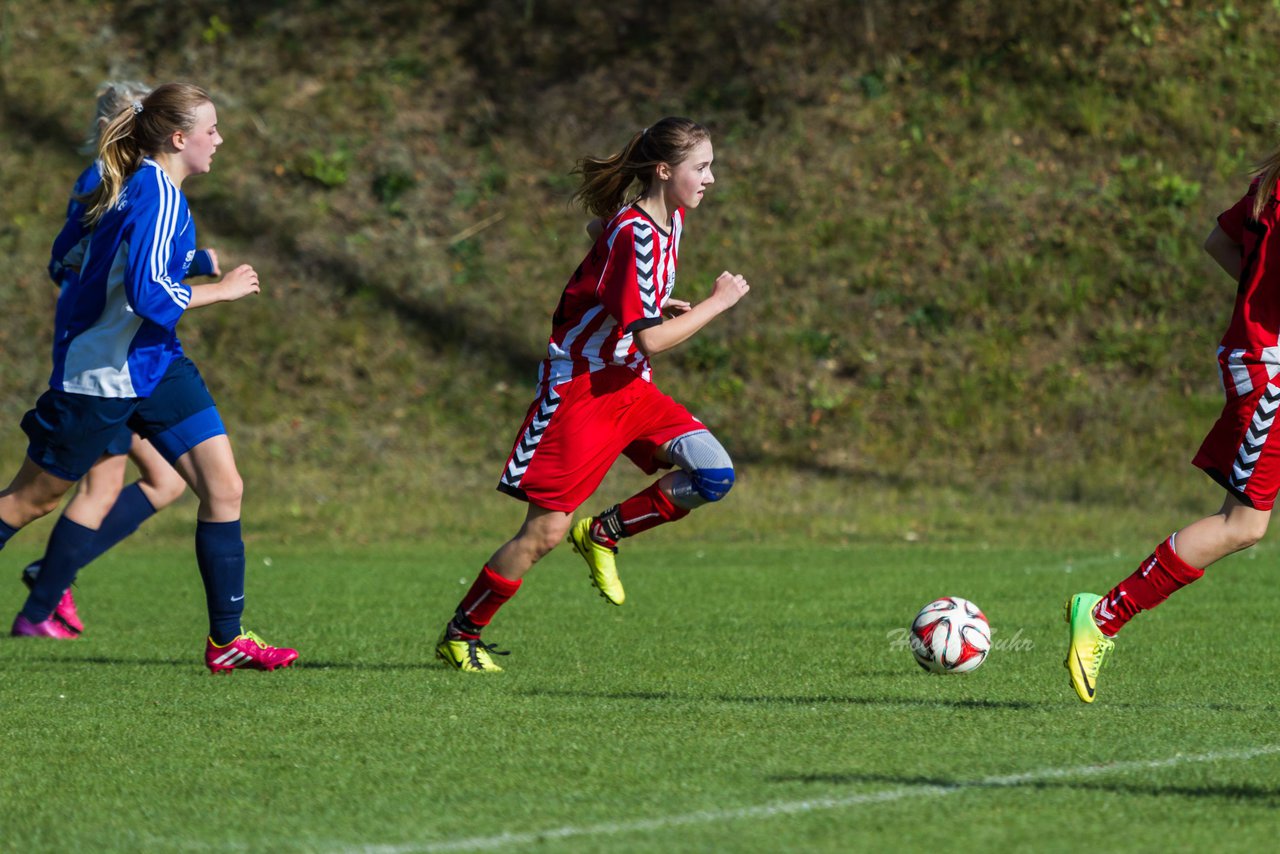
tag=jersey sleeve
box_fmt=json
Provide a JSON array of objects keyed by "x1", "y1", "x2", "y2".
[
  {"x1": 47, "y1": 204, "x2": 88, "y2": 286},
  {"x1": 188, "y1": 247, "x2": 216, "y2": 277},
  {"x1": 47, "y1": 165, "x2": 100, "y2": 285},
  {"x1": 599, "y1": 221, "x2": 662, "y2": 334},
  {"x1": 122, "y1": 178, "x2": 192, "y2": 330},
  {"x1": 186, "y1": 247, "x2": 216, "y2": 277},
  {"x1": 1218, "y1": 179, "x2": 1260, "y2": 244}
]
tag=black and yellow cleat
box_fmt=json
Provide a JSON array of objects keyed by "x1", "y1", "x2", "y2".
[
  {"x1": 436, "y1": 629, "x2": 509, "y2": 673},
  {"x1": 569, "y1": 517, "x2": 625, "y2": 605}
]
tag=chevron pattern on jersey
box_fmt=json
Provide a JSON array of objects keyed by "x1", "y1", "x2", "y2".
[
  {"x1": 1229, "y1": 382, "x2": 1280, "y2": 491},
  {"x1": 501, "y1": 387, "x2": 563, "y2": 489},
  {"x1": 633, "y1": 226, "x2": 658, "y2": 317}
]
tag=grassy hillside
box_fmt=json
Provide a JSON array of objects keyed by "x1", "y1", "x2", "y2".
[{"x1": 2, "y1": 1, "x2": 1279, "y2": 543}]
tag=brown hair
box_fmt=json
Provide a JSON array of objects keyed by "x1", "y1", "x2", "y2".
[
  {"x1": 81, "y1": 82, "x2": 212, "y2": 227},
  {"x1": 572, "y1": 117, "x2": 710, "y2": 219},
  {"x1": 1253, "y1": 146, "x2": 1280, "y2": 220}
]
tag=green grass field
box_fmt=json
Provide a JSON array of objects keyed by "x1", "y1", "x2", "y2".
[{"x1": 2, "y1": 529, "x2": 1277, "y2": 852}]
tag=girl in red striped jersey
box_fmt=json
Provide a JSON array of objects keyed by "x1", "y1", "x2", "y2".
[
  {"x1": 436, "y1": 117, "x2": 751, "y2": 672},
  {"x1": 1065, "y1": 151, "x2": 1280, "y2": 703}
]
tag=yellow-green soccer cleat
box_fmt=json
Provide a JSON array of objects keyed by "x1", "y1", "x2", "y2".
[
  {"x1": 436, "y1": 630, "x2": 508, "y2": 673},
  {"x1": 1064, "y1": 593, "x2": 1115, "y2": 703},
  {"x1": 569, "y1": 517, "x2": 625, "y2": 605}
]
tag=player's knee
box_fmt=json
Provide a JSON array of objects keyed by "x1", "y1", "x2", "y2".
[
  {"x1": 6, "y1": 491, "x2": 62, "y2": 525},
  {"x1": 522, "y1": 516, "x2": 572, "y2": 558},
  {"x1": 1231, "y1": 514, "x2": 1269, "y2": 551},
  {"x1": 32, "y1": 493, "x2": 64, "y2": 519},
  {"x1": 145, "y1": 470, "x2": 187, "y2": 508},
  {"x1": 533, "y1": 528, "x2": 565, "y2": 557},
  {"x1": 667, "y1": 430, "x2": 735, "y2": 505},
  {"x1": 198, "y1": 472, "x2": 243, "y2": 513},
  {"x1": 690, "y1": 466, "x2": 735, "y2": 502},
  {"x1": 78, "y1": 478, "x2": 124, "y2": 511}
]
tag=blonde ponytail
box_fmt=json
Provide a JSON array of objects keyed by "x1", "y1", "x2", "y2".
[{"x1": 82, "y1": 109, "x2": 144, "y2": 227}]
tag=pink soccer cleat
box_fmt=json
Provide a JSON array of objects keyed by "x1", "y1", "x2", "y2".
[
  {"x1": 51, "y1": 589, "x2": 83, "y2": 635},
  {"x1": 21, "y1": 562, "x2": 83, "y2": 635},
  {"x1": 11, "y1": 613, "x2": 78, "y2": 639},
  {"x1": 205, "y1": 630, "x2": 299, "y2": 674}
]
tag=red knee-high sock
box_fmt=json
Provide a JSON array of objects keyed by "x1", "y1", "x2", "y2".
[
  {"x1": 590, "y1": 481, "x2": 690, "y2": 546},
  {"x1": 450, "y1": 565, "x2": 521, "y2": 639},
  {"x1": 1092, "y1": 537, "x2": 1204, "y2": 637}
]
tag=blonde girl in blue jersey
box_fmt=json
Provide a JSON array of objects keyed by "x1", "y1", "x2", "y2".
[
  {"x1": 20, "y1": 82, "x2": 204, "y2": 636},
  {"x1": 0, "y1": 82, "x2": 297, "y2": 672}
]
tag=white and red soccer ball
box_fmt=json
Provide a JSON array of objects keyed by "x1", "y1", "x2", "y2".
[{"x1": 909, "y1": 597, "x2": 991, "y2": 674}]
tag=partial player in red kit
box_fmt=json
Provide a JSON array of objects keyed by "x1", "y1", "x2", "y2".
[
  {"x1": 435, "y1": 117, "x2": 751, "y2": 672},
  {"x1": 1065, "y1": 154, "x2": 1280, "y2": 702}
]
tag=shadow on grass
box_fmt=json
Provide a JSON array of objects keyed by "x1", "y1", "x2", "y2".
[
  {"x1": 12, "y1": 656, "x2": 443, "y2": 672},
  {"x1": 766, "y1": 771, "x2": 1280, "y2": 805},
  {"x1": 298, "y1": 659, "x2": 443, "y2": 672},
  {"x1": 17, "y1": 655, "x2": 191, "y2": 668},
  {"x1": 1108, "y1": 701, "x2": 1276, "y2": 714},
  {"x1": 520, "y1": 687, "x2": 1038, "y2": 711}
]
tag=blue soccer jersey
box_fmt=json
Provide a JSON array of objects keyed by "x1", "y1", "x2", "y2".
[
  {"x1": 51, "y1": 158, "x2": 196, "y2": 398},
  {"x1": 49, "y1": 160, "x2": 215, "y2": 292},
  {"x1": 47, "y1": 162, "x2": 100, "y2": 288}
]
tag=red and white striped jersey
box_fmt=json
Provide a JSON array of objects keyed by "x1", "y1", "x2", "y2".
[
  {"x1": 537, "y1": 204, "x2": 683, "y2": 391},
  {"x1": 1215, "y1": 179, "x2": 1280, "y2": 397}
]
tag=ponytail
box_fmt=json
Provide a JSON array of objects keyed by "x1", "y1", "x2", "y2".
[
  {"x1": 79, "y1": 82, "x2": 213, "y2": 227},
  {"x1": 82, "y1": 108, "x2": 144, "y2": 227},
  {"x1": 572, "y1": 117, "x2": 710, "y2": 219},
  {"x1": 1253, "y1": 147, "x2": 1280, "y2": 221}
]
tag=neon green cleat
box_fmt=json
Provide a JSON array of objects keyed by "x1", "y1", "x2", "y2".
[
  {"x1": 569, "y1": 517, "x2": 625, "y2": 605},
  {"x1": 436, "y1": 629, "x2": 508, "y2": 673},
  {"x1": 1064, "y1": 593, "x2": 1115, "y2": 703}
]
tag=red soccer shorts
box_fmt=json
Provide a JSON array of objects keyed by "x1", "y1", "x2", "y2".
[
  {"x1": 497, "y1": 365, "x2": 703, "y2": 512},
  {"x1": 1193, "y1": 376, "x2": 1280, "y2": 510}
]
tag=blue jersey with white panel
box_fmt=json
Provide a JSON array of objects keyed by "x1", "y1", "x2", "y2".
[
  {"x1": 47, "y1": 162, "x2": 100, "y2": 287},
  {"x1": 51, "y1": 158, "x2": 196, "y2": 398},
  {"x1": 48, "y1": 161, "x2": 215, "y2": 291}
]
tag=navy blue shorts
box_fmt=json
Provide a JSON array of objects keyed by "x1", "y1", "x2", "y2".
[
  {"x1": 22, "y1": 356, "x2": 225, "y2": 481},
  {"x1": 103, "y1": 426, "x2": 134, "y2": 457}
]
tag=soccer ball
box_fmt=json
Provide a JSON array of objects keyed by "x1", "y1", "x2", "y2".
[{"x1": 909, "y1": 597, "x2": 991, "y2": 674}]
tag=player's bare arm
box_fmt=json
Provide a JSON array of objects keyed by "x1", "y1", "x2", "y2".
[
  {"x1": 634, "y1": 271, "x2": 749, "y2": 356},
  {"x1": 187, "y1": 263, "x2": 260, "y2": 309},
  {"x1": 203, "y1": 247, "x2": 221, "y2": 277},
  {"x1": 1204, "y1": 224, "x2": 1242, "y2": 280}
]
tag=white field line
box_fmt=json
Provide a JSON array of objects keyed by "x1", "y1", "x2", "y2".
[{"x1": 344, "y1": 744, "x2": 1280, "y2": 854}]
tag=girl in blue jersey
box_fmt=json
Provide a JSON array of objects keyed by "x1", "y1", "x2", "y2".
[
  {"x1": 0, "y1": 82, "x2": 297, "y2": 672},
  {"x1": 20, "y1": 82, "x2": 199, "y2": 637}
]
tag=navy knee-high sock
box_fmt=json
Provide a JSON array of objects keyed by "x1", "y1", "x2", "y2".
[
  {"x1": 67, "y1": 483, "x2": 157, "y2": 571},
  {"x1": 196, "y1": 520, "x2": 245, "y2": 645},
  {"x1": 0, "y1": 516, "x2": 17, "y2": 551},
  {"x1": 21, "y1": 516, "x2": 97, "y2": 622}
]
